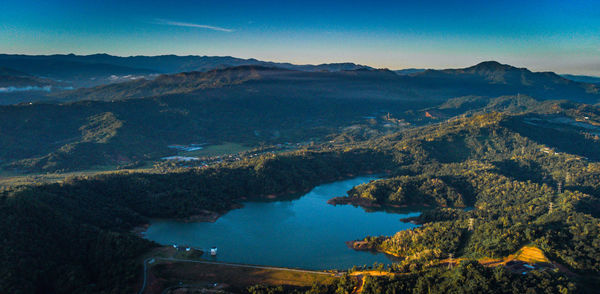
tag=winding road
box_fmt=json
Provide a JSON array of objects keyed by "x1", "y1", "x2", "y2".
[{"x1": 138, "y1": 258, "x2": 154, "y2": 294}]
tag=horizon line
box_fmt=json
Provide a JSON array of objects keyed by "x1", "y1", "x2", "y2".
[{"x1": 0, "y1": 52, "x2": 596, "y2": 76}]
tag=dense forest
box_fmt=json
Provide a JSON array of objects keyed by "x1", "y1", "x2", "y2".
[
  {"x1": 358, "y1": 261, "x2": 575, "y2": 294},
  {"x1": 337, "y1": 113, "x2": 600, "y2": 292},
  {"x1": 2, "y1": 109, "x2": 600, "y2": 293}
]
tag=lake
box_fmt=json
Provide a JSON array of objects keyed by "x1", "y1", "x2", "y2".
[{"x1": 143, "y1": 176, "x2": 420, "y2": 270}]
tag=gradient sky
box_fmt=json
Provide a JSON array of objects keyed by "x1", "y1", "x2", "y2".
[{"x1": 1, "y1": 0, "x2": 599, "y2": 75}]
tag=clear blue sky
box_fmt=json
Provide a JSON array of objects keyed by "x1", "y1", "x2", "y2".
[{"x1": 1, "y1": 0, "x2": 599, "y2": 75}]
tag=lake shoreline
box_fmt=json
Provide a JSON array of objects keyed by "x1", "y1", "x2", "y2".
[
  {"x1": 141, "y1": 175, "x2": 420, "y2": 270},
  {"x1": 327, "y1": 196, "x2": 432, "y2": 219},
  {"x1": 327, "y1": 196, "x2": 420, "y2": 210},
  {"x1": 135, "y1": 172, "x2": 387, "y2": 237},
  {"x1": 346, "y1": 240, "x2": 402, "y2": 258},
  {"x1": 131, "y1": 206, "x2": 241, "y2": 237}
]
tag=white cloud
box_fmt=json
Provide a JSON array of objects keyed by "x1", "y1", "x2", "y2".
[{"x1": 153, "y1": 19, "x2": 234, "y2": 33}]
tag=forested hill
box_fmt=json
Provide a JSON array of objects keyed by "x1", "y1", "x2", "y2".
[
  {"x1": 53, "y1": 66, "x2": 295, "y2": 101},
  {"x1": 0, "y1": 68, "x2": 59, "y2": 90},
  {"x1": 52, "y1": 65, "x2": 401, "y2": 102},
  {"x1": 2, "y1": 93, "x2": 600, "y2": 174},
  {"x1": 1, "y1": 112, "x2": 599, "y2": 292},
  {"x1": 338, "y1": 113, "x2": 600, "y2": 292},
  {"x1": 1, "y1": 60, "x2": 600, "y2": 174},
  {"x1": 0, "y1": 71, "x2": 415, "y2": 173},
  {"x1": 403, "y1": 61, "x2": 599, "y2": 103}
]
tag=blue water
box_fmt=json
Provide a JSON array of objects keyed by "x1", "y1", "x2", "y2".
[{"x1": 143, "y1": 176, "x2": 420, "y2": 270}]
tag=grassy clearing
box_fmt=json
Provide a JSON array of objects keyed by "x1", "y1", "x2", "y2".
[
  {"x1": 349, "y1": 270, "x2": 395, "y2": 277},
  {"x1": 0, "y1": 165, "x2": 155, "y2": 188},
  {"x1": 150, "y1": 262, "x2": 335, "y2": 292},
  {"x1": 142, "y1": 247, "x2": 335, "y2": 293},
  {"x1": 440, "y1": 245, "x2": 551, "y2": 268},
  {"x1": 515, "y1": 245, "x2": 549, "y2": 264}
]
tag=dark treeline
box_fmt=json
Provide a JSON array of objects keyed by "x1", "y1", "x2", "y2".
[{"x1": 0, "y1": 195, "x2": 153, "y2": 293}]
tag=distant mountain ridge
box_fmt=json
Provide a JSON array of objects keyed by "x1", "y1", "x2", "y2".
[
  {"x1": 2, "y1": 55, "x2": 600, "y2": 105},
  {"x1": 53, "y1": 65, "x2": 407, "y2": 102},
  {"x1": 0, "y1": 66, "x2": 71, "y2": 104},
  {"x1": 0, "y1": 53, "x2": 374, "y2": 87},
  {"x1": 0, "y1": 66, "x2": 58, "y2": 87},
  {"x1": 55, "y1": 60, "x2": 600, "y2": 104},
  {"x1": 394, "y1": 68, "x2": 426, "y2": 75},
  {"x1": 562, "y1": 74, "x2": 600, "y2": 85},
  {"x1": 403, "y1": 61, "x2": 598, "y2": 103},
  {"x1": 55, "y1": 65, "x2": 292, "y2": 101},
  {"x1": 18, "y1": 53, "x2": 374, "y2": 73}
]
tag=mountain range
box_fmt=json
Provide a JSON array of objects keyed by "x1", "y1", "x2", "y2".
[
  {"x1": 0, "y1": 54, "x2": 373, "y2": 88},
  {"x1": 1, "y1": 57, "x2": 600, "y2": 173},
  {"x1": 561, "y1": 74, "x2": 600, "y2": 85},
  {"x1": 52, "y1": 60, "x2": 600, "y2": 104},
  {"x1": 1, "y1": 54, "x2": 599, "y2": 105}
]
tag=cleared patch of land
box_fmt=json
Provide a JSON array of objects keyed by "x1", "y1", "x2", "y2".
[
  {"x1": 515, "y1": 245, "x2": 549, "y2": 264},
  {"x1": 147, "y1": 260, "x2": 335, "y2": 293},
  {"x1": 345, "y1": 246, "x2": 555, "y2": 294},
  {"x1": 467, "y1": 245, "x2": 551, "y2": 267},
  {"x1": 349, "y1": 270, "x2": 394, "y2": 277},
  {"x1": 138, "y1": 247, "x2": 336, "y2": 293},
  {"x1": 0, "y1": 166, "x2": 155, "y2": 188},
  {"x1": 438, "y1": 245, "x2": 555, "y2": 272}
]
